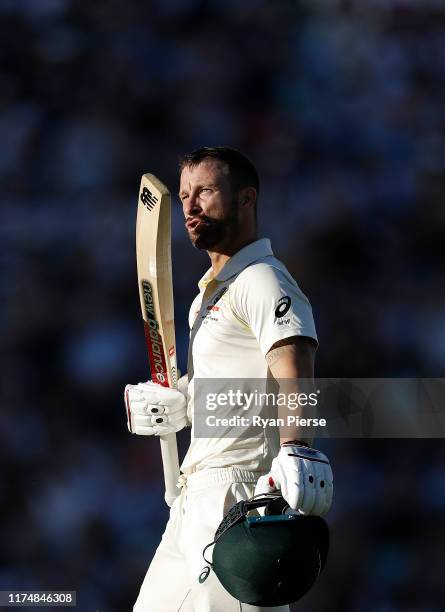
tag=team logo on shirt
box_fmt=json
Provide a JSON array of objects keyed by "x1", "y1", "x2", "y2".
[
  {"x1": 203, "y1": 287, "x2": 228, "y2": 322},
  {"x1": 275, "y1": 296, "x2": 291, "y2": 318}
]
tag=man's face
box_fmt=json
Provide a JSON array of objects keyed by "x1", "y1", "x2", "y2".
[{"x1": 179, "y1": 159, "x2": 239, "y2": 250}]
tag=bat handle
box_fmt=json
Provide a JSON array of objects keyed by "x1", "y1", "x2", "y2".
[{"x1": 160, "y1": 433, "x2": 180, "y2": 507}]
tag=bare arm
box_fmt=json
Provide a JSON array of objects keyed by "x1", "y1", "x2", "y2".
[{"x1": 266, "y1": 336, "x2": 317, "y2": 446}]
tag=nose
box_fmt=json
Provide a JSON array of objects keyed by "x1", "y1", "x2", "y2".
[{"x1": 183, "y1": 193, "x2": 202, "y2": 217}]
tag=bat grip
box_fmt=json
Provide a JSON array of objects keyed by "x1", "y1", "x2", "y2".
[{"x1": 160, "y1": 433, "x2": 180, "y2": 507}]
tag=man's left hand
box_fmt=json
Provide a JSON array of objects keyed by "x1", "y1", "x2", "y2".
[{"x1": 255, "y1": 443, "x2": 333, "y2": 516}]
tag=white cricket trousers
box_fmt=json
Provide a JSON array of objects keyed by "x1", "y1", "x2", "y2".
[{"x1": 133, "y1": 467, "x2": 290, "y2": 612}]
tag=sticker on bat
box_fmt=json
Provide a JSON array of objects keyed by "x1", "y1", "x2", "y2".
[
  {"x1": 140, "y1": 186, "x2": 158, "y2": 211},
  {"x1": 142, "y1": 280, "x2": 169, "y2": 386}
]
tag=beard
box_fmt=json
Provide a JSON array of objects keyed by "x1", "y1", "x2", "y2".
[{"x1": 187, "y1": 199, "x2": 240, "y2": 251}]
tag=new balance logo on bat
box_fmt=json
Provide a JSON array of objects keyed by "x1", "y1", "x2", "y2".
[
  {"x1": 142, "y1": 280, "x2": 168, "y2": 385},
  {"x1": 140, "y1": 186, "x2": 158, "y2": 211}
]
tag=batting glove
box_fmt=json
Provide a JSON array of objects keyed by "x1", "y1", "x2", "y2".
[
  {"x1": 255, "y1": 442, "x2": 333, "y2": 516},
  {"x1": 124, "y1": 381, "x2": 188, "y2": 436}
]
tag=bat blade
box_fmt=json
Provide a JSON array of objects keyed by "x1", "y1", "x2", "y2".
[{"x1": 136, "y1": 173, "x2": 180, "y2": 507}]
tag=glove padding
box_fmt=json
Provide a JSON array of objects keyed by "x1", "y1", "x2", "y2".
[
  {"x1": 124, "y1": 381, "x2": 188, "y2": 436},
  {"x1": 255, "y1": 444, "x2": 333, "y2": 516}
]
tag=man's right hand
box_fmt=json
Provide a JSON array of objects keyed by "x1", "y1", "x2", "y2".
[{"x1": 124, "y1": 381, "x2": 188, "y2": 436}]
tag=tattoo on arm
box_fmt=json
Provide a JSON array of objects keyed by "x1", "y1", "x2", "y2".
[{"x1": 265, "y1": 344, "x2": 296, "y2": 367}]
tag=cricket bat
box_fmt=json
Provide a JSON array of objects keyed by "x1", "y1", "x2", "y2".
[{"x1": 136, "y1": 173, "x2": 180, "y2": 507}]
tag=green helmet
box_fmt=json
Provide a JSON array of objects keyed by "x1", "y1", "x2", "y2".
[{"x1": 203, "y1": 495, "x2": 329, "y2": 607}]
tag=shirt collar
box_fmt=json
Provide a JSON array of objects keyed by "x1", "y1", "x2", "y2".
[{"x1": 198, "y1": 238, "x2": 273, "y2": 289}]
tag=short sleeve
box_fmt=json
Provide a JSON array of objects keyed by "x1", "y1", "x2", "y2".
[{"x1": 230, "y1": 262, "x2": 318, "y2": 355}]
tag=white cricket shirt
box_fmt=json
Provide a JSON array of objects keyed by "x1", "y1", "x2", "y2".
[{"x1": 181, "y1": 238, "x2": 317, "y2": 474}]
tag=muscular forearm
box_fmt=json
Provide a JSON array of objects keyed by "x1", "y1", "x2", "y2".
[
  {"x1": 266, "y1": 337, "x2": 316, "y2": 446},
  {"x1": 277, "y1": 377, "x2": 316, "y2": 447}
]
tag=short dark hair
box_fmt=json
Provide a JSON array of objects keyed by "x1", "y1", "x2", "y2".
[{"x1": 179, "y1": 146, "x2": 260, "y2": 197}]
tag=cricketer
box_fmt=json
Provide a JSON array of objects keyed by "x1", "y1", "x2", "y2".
[{"x1": 125, "y1": 147, "x2": 334, "y2": 611}]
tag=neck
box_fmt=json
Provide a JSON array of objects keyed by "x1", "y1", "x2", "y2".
[
  {"x1": 208, "y1": 251, "x2": 231, "y2": 278},
  {"x1": 207, "y1": 231, "x2": 258, "y2": 278}
]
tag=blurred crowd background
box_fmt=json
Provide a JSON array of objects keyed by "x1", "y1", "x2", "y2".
[{"x1": 1, "y1": 0, "x2": 445, "y2": 610}]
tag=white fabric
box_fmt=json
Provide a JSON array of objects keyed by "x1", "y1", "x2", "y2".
[
  {"x1": 125, "y1": 381, "x2": 188, "y2": 436},
  {"x1": 255, "y1": 445, "x2": 333, "y2": 516},
  {"x1": 181, "y1": 238, "x2": 318, "y2": 475},
  {"x1": 133, "y1": 468, "x2": 289, "y2": 612}
]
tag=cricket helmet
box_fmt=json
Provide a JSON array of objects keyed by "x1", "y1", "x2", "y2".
[{"x1": 203, "y1": 495, "x2": 329, "y2": 607}]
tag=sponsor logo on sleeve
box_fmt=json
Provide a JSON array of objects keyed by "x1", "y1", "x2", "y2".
[
  {"x1": 275, "y1": 296, "x2": 291, "y2": 317},
  {"x1": 274, "y1": 296, "x2": 291, "y2": 326}
]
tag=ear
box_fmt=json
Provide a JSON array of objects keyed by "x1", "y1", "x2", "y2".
[{"x1": 238, "y1": 187, "x2": 257, "y2": 210}]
